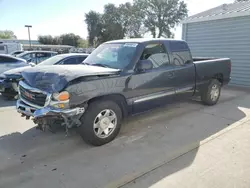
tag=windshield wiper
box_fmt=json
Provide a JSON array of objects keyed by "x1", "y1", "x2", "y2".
[
  {"x1": 92, "y1": 63, "x2": 110, "y2": 68},
  {"x1": 82, "y1": 62, "x2": 111, "y2": 68}
]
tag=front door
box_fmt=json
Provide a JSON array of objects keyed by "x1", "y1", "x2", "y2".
[{"x1": 127, "y1": 43, "x2": 177, "y2": 113}]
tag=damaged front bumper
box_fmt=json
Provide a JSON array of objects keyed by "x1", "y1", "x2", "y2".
[{"x1": 16, "y1": 99, "x2": 85, "y2": 119}]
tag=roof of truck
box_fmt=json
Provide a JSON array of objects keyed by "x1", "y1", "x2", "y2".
[{"x1": 105, "y1": 38, "x2": 185, "y2": 44}]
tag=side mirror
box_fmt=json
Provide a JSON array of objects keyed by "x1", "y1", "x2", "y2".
[
  {"x1": 185, "y1": 60, "x2": 192, "y2": 64},
  {"x1": 27, "y1": 58, "x2": 32, "y2": 63},
  {"x1": 29, "y1": 62, "x2": 36, "y2": 67},
  {"x1": 136, "y1": 59, "x2": 153, "y2": 72}
]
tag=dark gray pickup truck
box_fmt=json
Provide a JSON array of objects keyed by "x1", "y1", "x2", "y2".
[{"x1": 16, "y1": 38, "x2": 231, "y2": 146}]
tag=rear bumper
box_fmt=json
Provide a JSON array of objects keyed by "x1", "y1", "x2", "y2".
[{"x1": 16, "y1": 99, "x2": 85, "y2": 119}]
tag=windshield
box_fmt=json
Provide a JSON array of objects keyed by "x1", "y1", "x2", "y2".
[
  {"x1": 83, "y1": 43, "x2": 138, "y2": 69},
  {"x1": 36, "y1": 55, "x2": 66, "y2": 66}
]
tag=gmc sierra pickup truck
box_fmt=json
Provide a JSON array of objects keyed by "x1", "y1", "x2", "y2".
[{"x1": 16, "y1": 38, "x2": 231, "y2": 146}]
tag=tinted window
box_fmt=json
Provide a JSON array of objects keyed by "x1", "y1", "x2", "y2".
[
  {"x1": 20, "y1": 53, "x2": 35, "y2": 61},
  {"x1": 0, "y1": 56, "x2": 18, "y2": 63},
  {"x1": 140, "y1": 43, "x2": 170, "y2": 69},
  {"x1": 78, "y1": 56, "x2": 87, "y2": 63},
  {"x1": 61, "y1": 57, "x2": 78, "y2": 65},
  {"x1": 13, "y1": 51, "x2": 22, "y2": 55},
  {"x1": 170, "y1": 41, "x2": 190, "y2": 52},
  {"x1": 170, "y1": 41, "x2": 192, "y2": 66},
  {"x1": 0, "y1": 46, "x2": 5, "y2": 50},
  {"x1": 36, "y1": 53, "x2": 52, "y2": 63},
  {"x1": 172, "y1": 51, "x2": 192, "y2": 66}
]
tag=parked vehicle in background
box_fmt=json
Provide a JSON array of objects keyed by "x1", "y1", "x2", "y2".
[
  {"x1": 10, "y1": 50, "x2": 25, "y2": 56},
  {"x1": 0, "y1": 54, "x2": 28, "y2": 74},
  {"x1": 16, "y1": 38, "x2": 231, "y2": 146},
  {"x1": 17, "y1": 51, "x2": 58, "y2": 64},
  {"x1": 0, "y1": 54, "x2": 28, "y2": 97},
  {"x1": 0, "y1": 53, "x2": 88, "y2": 99},
  {"x1": 0, "y1": 40, "x2": 23, "y2": 54}
]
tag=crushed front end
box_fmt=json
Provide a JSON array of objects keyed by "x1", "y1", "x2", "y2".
[{"x1": 16, "y1": 81, "x2": 85, "y2": 134}]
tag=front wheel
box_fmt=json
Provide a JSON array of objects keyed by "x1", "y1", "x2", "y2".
[
  {"x1": 79, "y1": 100, "x2": 122, "y2": 146},
  {"x1": 201, "y1": 79, "x2": 221, "y2": 106}
]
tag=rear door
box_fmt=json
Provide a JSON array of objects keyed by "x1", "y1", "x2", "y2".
[
  {"x1": 169, "y1": 41, "x2": 196, "y2": 99},
  {"x1": 128, "y1": 42, "x2": 177, "y2": 113}
]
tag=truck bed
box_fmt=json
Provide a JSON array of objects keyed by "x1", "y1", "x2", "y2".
[{"x1": 193, "y1": 57, "x2": 231, "y2": 87}]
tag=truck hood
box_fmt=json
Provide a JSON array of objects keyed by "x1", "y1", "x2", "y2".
[{"x1": 21, "y1": 65, "x2": 120, "y2": 92}]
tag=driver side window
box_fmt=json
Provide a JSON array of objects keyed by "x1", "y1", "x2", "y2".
[{"x1": 140, "y1": 43, "x2": 170, "y2": 69}]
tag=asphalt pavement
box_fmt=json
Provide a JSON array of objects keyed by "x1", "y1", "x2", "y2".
[{"x1": 0, "y1": 86, "x2": 249, "y2": 188}]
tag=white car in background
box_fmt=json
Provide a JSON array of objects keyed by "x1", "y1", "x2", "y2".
[{"x1": 0, "y1": 40, "x2": 23, "y2": 55}]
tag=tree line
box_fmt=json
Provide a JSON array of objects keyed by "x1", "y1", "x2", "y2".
[
  {"x1": 38, "y1": 34, "x2": 88, "y2": 48},
  {"x1": 85, "y1": 0, "x2": 188, "y2": 47},
  {"x1": 0, "y1": 30, "x2": 17, "y2": 39}
]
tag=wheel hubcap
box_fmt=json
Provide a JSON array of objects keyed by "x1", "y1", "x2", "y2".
[
  {"x1": 93, "y1": 109, "x2": 117, "y2": 138},
  {"x1": 210, "y1": 84, "x2": 220, "y2": 101}
]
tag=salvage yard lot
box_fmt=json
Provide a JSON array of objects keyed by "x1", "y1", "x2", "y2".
[{"x1": 0, "y1": 86, "x2": 250, "y2": 188}]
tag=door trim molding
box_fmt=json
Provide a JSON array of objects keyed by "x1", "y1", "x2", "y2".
[
  {"x1": 131, "y1": 86, "x2": 194, "y2": 104},
  {"x1": 175, "y1": 86, "x2": 193, "y2": 94},
  {"x1": 133, "y1": 90, "x2": 175, "y2": 104}
]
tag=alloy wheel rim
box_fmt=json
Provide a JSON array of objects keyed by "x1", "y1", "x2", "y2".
[
  {"x1": 210, "y1": 84, "x2": 220, "y2": 101},
  {"x1": 93, "y1": 109, "x2": 117, "y2": 138}
]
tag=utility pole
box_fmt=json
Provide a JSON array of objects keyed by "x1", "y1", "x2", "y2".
[{"x1": 25, "y1": 25, "x2": 32, "y2": 50}]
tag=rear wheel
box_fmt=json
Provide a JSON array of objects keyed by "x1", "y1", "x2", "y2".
[
  {"x1": 201, "y1": 79, "x2": 221, "y2": 106},
  {"x1": 79, "y1": 100, "x2": 122, "y2": 146}
]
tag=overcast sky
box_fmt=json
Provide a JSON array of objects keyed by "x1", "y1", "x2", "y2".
[{"x1": 0, "y1": 0, "x2": 234, "y2": 40}]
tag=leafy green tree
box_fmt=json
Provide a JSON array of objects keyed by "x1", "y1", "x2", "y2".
[
  {"x1": 78, "y1": 39, "x2": 89, "y2": 48},
  {"x1": 119, "y1": 2, "x2": 145, "y2": 38},
  {"x1": 85, "y1": 2, "x2": 145, "y2": 46},
  {"x1": 134, "y1": 0, "x2": 188, "y2": 38},
  {"x1": 59, "y1": 33, "x2": 81, "y2": 47},
  {"x1": 100, "y1": 3, "x2": 125, "y2": 42},
  {"x1": 85, "y1": 11, "x2": 102, "y2": 47},
  {"x1": 0, "y1": 30, "x2": 17, "y2": 39},
  {"x1": 38, "y1": 35, "x2": 54, "y2": 44},
  {"x1": 38, "y1": 34, "x2": 83, "y2": 47}
]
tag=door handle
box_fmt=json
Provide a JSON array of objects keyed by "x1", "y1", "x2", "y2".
[{"x1": 167, "y1": 72, "x2": 175, "y2": 78}]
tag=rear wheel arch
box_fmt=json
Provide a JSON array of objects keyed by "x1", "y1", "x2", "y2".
[{"x1": 213, "y1": 73, "x2": 224, "y2": 85}]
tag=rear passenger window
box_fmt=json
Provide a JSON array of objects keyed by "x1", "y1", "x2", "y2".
[
  {"x1": 173, "y1": 51, "x2": 192, "y2": 66},
  {"x1": 78, "y1": 56, "x2": 87, "y2": 63},
  {"x1": 171, "y1": 41, "x2": 192, "y2": 66},
  {"x1": 140, "y1": 43, "x2": 170, "y2": 69},
  {"x1": 61, "y1": 57, "x2": 78, "y2": 65}
]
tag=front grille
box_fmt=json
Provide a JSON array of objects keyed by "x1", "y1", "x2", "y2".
[{"x1": 19, "y1": 84, "x2": 47, "y2": 107}]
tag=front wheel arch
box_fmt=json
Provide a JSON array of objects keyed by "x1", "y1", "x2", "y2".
[{"x1": 87, "y1": 94, "x2": 129, "y2": 118}]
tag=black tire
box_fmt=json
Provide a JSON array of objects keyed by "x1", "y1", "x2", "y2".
[
  {"x1": 201, "y1": 79, "x2": 221, "y2": 106},
  {"x1": 1, "y1": 92, "x2": 15, "y2": 100},
  {"x1": 79, "y1": 100, "x2": 122, "y2": 146}
]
